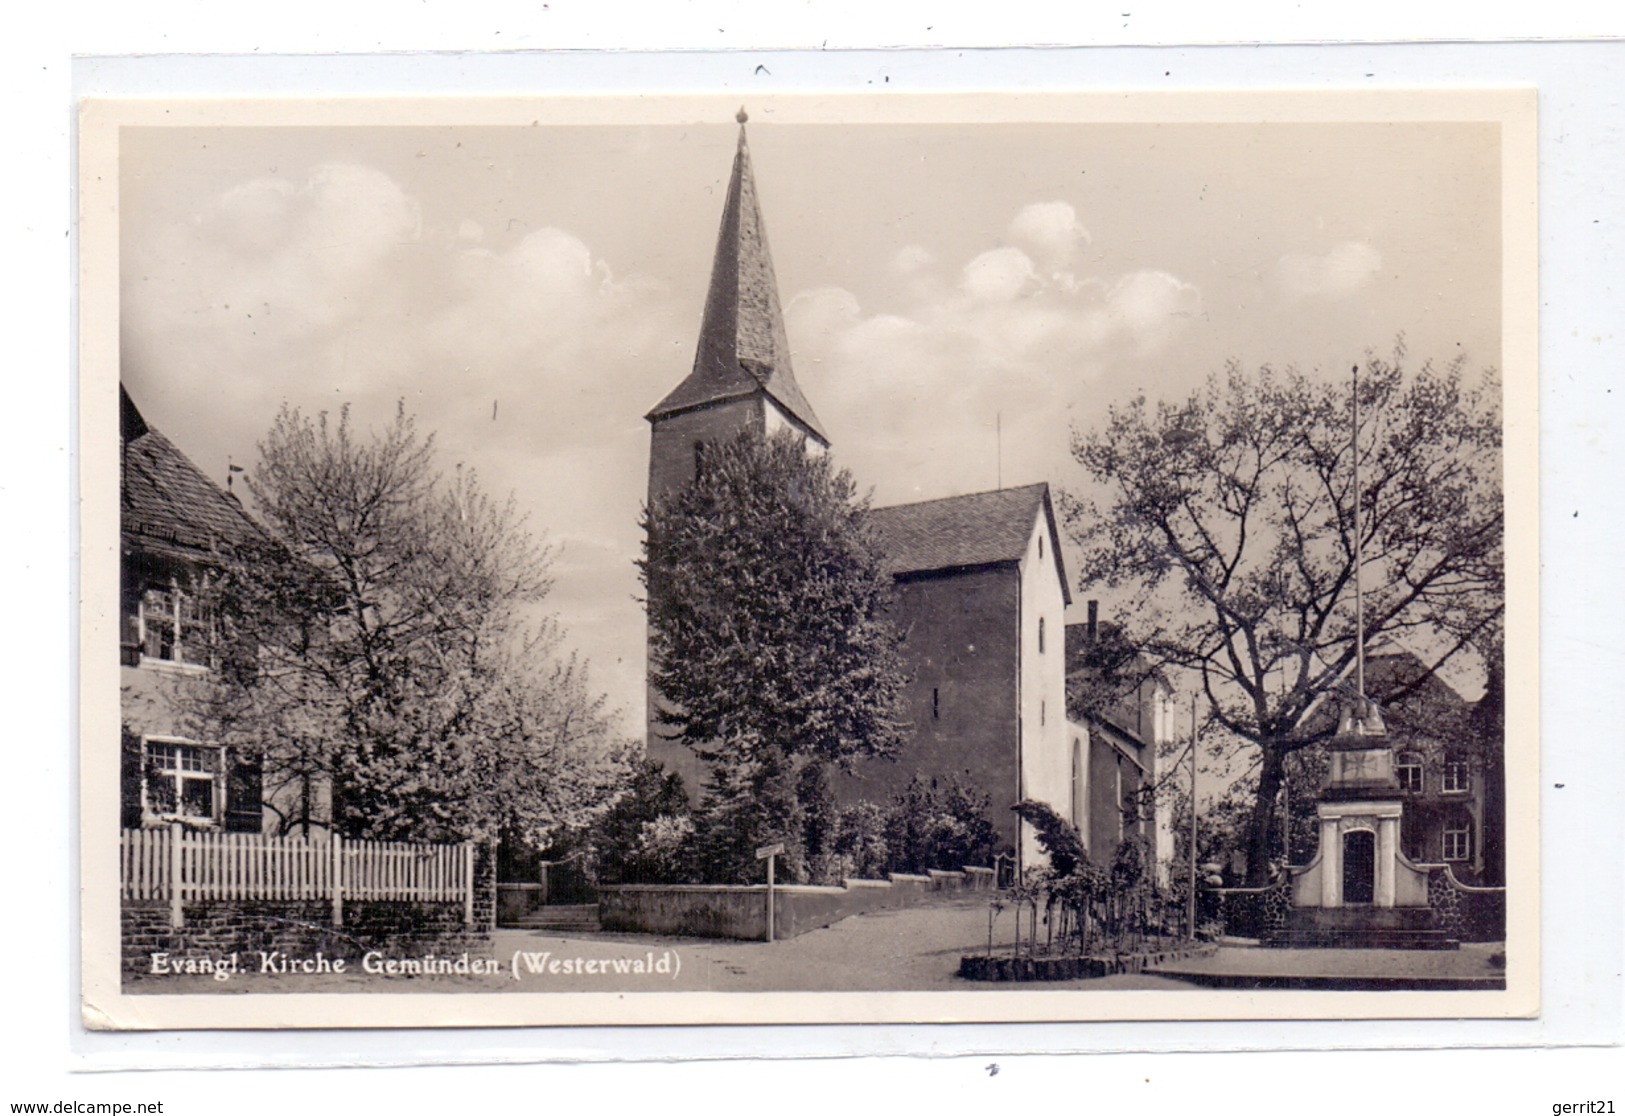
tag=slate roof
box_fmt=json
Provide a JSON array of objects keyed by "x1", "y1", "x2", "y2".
[
  {"x1": 867, "y1": 482, "x2": 1070, "y2": 602},
  {"x1": 647, "y1": 122, "x2": 829, "y2": 443},
  {"x1": 121, "y1": 385, "x2": 262, "y2": 563}
]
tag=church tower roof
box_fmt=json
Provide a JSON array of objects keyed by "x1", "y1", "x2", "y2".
[{"x1": 647, "y1": 113, "x2": 829, "y2": 443}]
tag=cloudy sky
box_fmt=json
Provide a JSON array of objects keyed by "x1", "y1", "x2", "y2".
[{"x1": 119, "y1": 111, "x2": 1502, "y2": 739}]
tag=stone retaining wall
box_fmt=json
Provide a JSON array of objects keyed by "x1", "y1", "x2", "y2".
[
  {"x1": 121, "y1": 840, "x2": 499, "y2": 975},
  {"x1": 600, "y1": 867, "x2": 992, "y2": 941},
  {"x1": 959, "y1": 944, "x2": 1216, "y2": 982},
  {"x1": 122, "y1": 899, "x2": 492, "y2": 975}
]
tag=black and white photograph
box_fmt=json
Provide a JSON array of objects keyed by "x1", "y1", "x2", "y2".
[{"x1": 79, "y1": 89, "x2": 1538, "y2": 1028}]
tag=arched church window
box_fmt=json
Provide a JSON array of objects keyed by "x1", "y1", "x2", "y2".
[{"x1": 1071, "y1": 737, "x2": 1084, "y2": 831}]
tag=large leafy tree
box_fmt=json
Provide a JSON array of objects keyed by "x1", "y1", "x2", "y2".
[
  {"x1": 186, "y1": 403, "x2": 624, "y2": 846},
  {"x1": 1070, "y1": 349, "x2": 1502, "y2": 884},
  {"x1": 640, "y1": 428, "x2": 910, "y2": 882}
]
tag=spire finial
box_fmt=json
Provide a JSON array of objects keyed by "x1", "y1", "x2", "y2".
[{"x1": 736, "y1": 106, "x2": 748, "y2": 125}]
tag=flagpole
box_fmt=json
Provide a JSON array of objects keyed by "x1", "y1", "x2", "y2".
[
  {"x1": 1187, "y1": 691, "x2": 1198, "y2": 939},
  {"x1": 1352, "y1": 363, "x2": 1365, "y2": 704}
]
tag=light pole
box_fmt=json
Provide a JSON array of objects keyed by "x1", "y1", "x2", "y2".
[{"x1": 1187, "y1": 691, "x2": 1198, "y2": 940}]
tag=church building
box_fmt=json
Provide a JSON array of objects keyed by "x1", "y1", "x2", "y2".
[{"x1": 643, "y1": 116, "x2": 1089, "y2": 868}]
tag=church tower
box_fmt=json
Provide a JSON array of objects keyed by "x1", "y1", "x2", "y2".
[
  {"x1": 644, "y1": 111, "x2": 829, "y2": 784},
  {"x1": 645, "y1": 111, "x2": 828, "y2": 508}
]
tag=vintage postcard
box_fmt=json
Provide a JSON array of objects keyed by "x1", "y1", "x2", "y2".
[{"x1": 78, "y1": 89, "x2": 1538, "y2": 1030}]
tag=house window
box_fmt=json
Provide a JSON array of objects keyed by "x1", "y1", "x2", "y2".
[
  {"x1": 1396, "y1": 752, "x2": 1424, "y2": 794},
  {"x1": 1038, "y1": 617, "x2": 1045, "y2": 654},
  {"x1": 1441, "y1": 819, "x2": 1473, "y2": 862},
  {"x1": 139, "y1": 583, "x2": 215, "y2": 667},
  {"x1": 1442, "y1": 756, "x2": 1470, "y2": 794},
  {"x1": 143, "y1": 738, "x2": 221, "y2": 825}
]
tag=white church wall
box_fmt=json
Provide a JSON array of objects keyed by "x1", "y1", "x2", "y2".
[{"x1": 1017, "y1": 511, "x2": 1070, "y2": 869}]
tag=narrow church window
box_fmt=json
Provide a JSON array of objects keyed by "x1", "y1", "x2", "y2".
[
  {"x1": 932, "y1": 687, "x2": 940, "y2": 720},
  {"x1": 1038, "y1": 535, "x2": 1044, "y2": 560},
  {"x1": 693, "y1": 440, "x2": 706, "y2": 474},
  {"x1": 1041, "y1": 700, "x2": 1046, "y2": 726},
  {"x1": 1071, "y1": 738, "x2": 1084, "y2": 831},
  {"x1": 1038, "y1": 616, "x2": 1045, "y2": 653}
]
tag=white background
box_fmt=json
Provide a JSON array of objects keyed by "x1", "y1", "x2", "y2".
[{"x1": 10, "y1": 2, "x2": 1625, "y2": 1111}]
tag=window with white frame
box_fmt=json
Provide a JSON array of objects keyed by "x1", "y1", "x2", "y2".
[
  {"x1": 1395, "y1": 752, "x2": 1424, "y2": 793},
  {"x1": 139, "y1": 582, "x2": 216, "y2": 667},
  {"x1": 143, "y1": 738, "x2": 221, "y2": 824},
  {"x1": 1442, "y1": 755, "x2": 1471, "y2": 794},
  {"x1": 1441, "y1": 818, "x2": 1473, "y2": 862}
]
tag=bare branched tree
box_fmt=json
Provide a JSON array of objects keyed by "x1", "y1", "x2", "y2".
[{"x1": 1069, "y1": 346, "x2": 1502, "y2": 884}]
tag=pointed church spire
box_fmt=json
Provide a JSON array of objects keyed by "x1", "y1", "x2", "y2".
[{"x1": 647, "y1": 113, "x2": 829, "y2": 443}]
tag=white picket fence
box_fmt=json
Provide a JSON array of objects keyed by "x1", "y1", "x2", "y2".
[{"x1": 121, "y1": 824, "x2": 475, "y2": 929}]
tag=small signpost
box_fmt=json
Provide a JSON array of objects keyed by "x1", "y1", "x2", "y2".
[{"x1": 756, "y1": 842, "x2": 785, "y2": 943}]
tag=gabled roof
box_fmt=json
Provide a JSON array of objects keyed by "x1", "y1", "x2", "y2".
[
  {"x1": 121, "y1": 385, "x2": 262, "y2": 563},
  {"x1": 1298, "y1": 646, "x2": 1471, "y2": 738},
  {"x1": 866, "y1": 482, "x2": 1070, "y2": 602},
  {"x1": 647, "y1": 118, "x2": 829, "y2": 443}
]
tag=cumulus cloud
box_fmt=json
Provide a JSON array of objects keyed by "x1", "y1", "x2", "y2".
[
  {"x1": 1008, "y1": 201, "x2": 1090, "y2": 269},
  {"x1": 960, "y1": 247, "x2": 1037, "y2": 302},
  {"x1": 122, "y1": 159, "x2": 692, "y2": 740},
  {"x1": 1102, "y1": 270, "x2": 1202, "y2": 353},
  {"x1": 1271, "y1": 241, "x2": 1383, "y2": 302},
  {"x1": 784, "y1": 200, "x2": 1201, "y2": 506}
]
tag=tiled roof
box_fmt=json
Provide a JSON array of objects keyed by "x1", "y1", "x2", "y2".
[
  {"x1": 121, "y1": 386, "x2": 261, "y2": 561},
  {"x1": 648, "y1": 124, "x2": 829, "y2": 442},
  {"x1": 867, "y1": 483, "x2": 1066, "y2": 597}
]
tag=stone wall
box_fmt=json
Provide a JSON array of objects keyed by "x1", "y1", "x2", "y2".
[
  {"x1": 122, "y1": 899, "x2": 490, "y2": 975},
  {"x1": 1428, "y1": 867, "x2": 1506, "y2": 942},
  {"x1": 121, "y1": 842, "x2": 498, "y2": 975},
  {"x1": 601, "y1": 868, "x2": 988, "y2": 941}
]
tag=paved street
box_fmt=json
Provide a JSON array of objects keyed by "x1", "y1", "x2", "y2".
[
  {"x1": 124, "y1": 896, "x2": 1501, "y2": 995},
  {"x1": 126, "y1": 897, "x2": 1180, "y2": 994}
]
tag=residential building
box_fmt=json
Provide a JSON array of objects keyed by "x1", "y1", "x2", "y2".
[
  {"x1": 1064, "y1": 607, "x2": 1176, "y2": 874},
  {"x1": 119, "y1": 385, "x2": 267, "y2": 833}
]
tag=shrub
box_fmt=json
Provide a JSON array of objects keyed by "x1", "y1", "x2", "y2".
[
  {"x1": 884, "y1": 776, "x2": 1003, "y2": 874},
  {"x1": 592, "y1": 760, "x2": 696, "y2": 884}
]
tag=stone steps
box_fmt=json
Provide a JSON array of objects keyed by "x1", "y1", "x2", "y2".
[
  {"x1": 501, "y1": 903, "x2": 602, "y2": 933},
  {"x1": 1264, "y1": 929, "x2": 1460, "y2": 950},
  {"x1": 1264, "y1": 906, "x2": 1459, "y2": 948}
]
